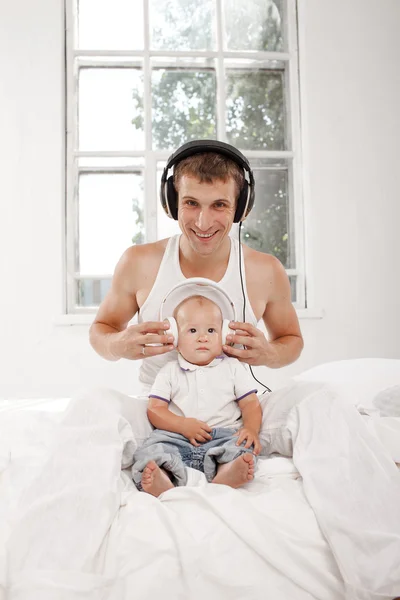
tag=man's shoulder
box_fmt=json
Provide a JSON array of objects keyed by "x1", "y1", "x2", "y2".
[
  {"x1": 242, "y1": 244, "x2": 286, "y2": 290},
  {"x1": 115, "y1": 237, "x2": 171, "y2": 281},
  {"x1": 243, "y1": 243, "x2": 281, "y2": 271},
  {"x1": 122, "y1": 237, "x2": 170, "y2": 263}
]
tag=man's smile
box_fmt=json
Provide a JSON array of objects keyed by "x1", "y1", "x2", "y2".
[{"x1": 192, "y1": 230, "x2": 218, "y2": 241}]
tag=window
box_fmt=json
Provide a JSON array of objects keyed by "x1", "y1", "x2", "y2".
[{"x1": 65, "y1": 0, "x2": 304, "y2": 313}]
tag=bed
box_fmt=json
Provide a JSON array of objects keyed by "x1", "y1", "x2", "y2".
[{"x1": 1, "y1": 358, "x2": 400, "y2": 600}]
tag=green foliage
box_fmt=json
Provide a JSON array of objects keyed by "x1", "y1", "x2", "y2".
[
  {"x1": 151, "y1": 0, "x2": 214, "y2": 50},
  {"x1": 225, "y1": 0, "x2": 283, "y2": 52},
  {"x1": 131, "y1": 194, "x2": 144, "y2": 245},
  {"x1": 242, "y1": 201, "x2": 288, "y2": 266},
  {"x1": 226, "y1": 70, "x2": 284, "y2": 150}
]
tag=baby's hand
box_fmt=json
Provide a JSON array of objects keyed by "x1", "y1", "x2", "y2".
[
  {"x1": 182, "y1": 418, "x2": 212, "y2": 446},
  {"x1": 234, "y1": 427, "x2": 262, "y2": 455}
]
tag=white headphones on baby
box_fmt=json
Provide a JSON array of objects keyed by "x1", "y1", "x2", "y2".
[{"x1": 159, "y1": 278, "x2": 237, "y2": 347}]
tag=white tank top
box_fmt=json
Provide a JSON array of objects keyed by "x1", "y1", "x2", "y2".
[{"x1": 137, "y1": 234, "x2": 258, "y2": 393}]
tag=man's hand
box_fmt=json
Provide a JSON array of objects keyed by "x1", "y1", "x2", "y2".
[
  {"x1": 234, "y1": 427, "x2": 262, "y2": 455},
  {"x1": 181, "y1": 418, "x2": 212, "y2": 446},
  {"x1": 222, "y1": 321, "x2": 276, "y2": 367},
  {"x1": 111, "y1": 321, "x2": 175, "y2": 360}
]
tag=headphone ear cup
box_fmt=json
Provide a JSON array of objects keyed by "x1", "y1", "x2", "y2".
[
  {"x1": 165, "y1": 317, "x2": 178, "y2": 347},
  {"x1": 165, "y1": 176, "x2": 178, "y2": 220},
  {"x1": 234, "y1": 181, "x2": 249, "y2": 223},
  {"x1": 222, "y1": 319, "x2": 234, "y2": 346}
]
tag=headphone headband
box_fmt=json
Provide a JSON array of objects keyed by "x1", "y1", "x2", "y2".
[
  {"x1": 164, "y1": 140, "x2": 253, "y2": 178},
  {"x1": 160, "y1": 139, "x2": 255, "y2": 223},
  {"x1": 159, "y1": 277, "x2": 237, "y2": 323}
]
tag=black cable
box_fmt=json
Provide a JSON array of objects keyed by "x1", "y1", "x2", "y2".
[{"x1": 238, "y1": 222, "x2": 271, "y2": 393}]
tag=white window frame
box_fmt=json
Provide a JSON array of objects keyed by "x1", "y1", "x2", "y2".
[{"x1": 64, "y1": 0, "x2": 306, "y2": 317}]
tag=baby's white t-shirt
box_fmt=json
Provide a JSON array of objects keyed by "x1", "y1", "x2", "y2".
[{"x1": 149, "y1": 354, "x2": 257, "y2": 429}]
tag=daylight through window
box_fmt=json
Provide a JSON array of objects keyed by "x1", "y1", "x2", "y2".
[{"x1": 65, "y1": 0, "x2": 304, "y2": 312}]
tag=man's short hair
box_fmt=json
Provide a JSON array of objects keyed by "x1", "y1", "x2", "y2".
[{"x1": 173, "y1": 152, "x2": 245, "y2": 201}]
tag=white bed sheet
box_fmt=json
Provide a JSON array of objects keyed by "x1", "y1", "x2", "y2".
[
  {"x1": 1, "y1": 358, "x2": 400, "y2": 600},
  {"x1": 0, "y1": 401, "x2": 343, "y2": 600}
]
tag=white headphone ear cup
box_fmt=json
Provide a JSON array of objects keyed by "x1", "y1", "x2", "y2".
[
  {"x1": 222, "y1": 319, "x2": 234, "y2": 345},
  {"x1": 165, "y1": 317, "x2": 178, "y2": 347}
]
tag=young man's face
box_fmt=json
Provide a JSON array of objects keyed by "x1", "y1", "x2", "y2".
[
  {"x1": 177, "y1": 175, "x2": 237, "y2": 256},
  {"x1": 176, "y1": 299, "x2": 223, "y2": 365}
]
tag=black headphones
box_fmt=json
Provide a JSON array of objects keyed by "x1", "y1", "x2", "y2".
[{"x1": 160, "y1": 139, "x2": 255, "y2": 223}]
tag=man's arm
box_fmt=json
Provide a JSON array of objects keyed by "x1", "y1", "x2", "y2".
[
  {"x1": 89, "y1": 245, "x2": 173, "y2": 361},
  {"x1": 223, "y1": 255, "x2": 303, "y2": 368},
  {"x1": 89, "y1": 247, "x2": 139, "y2": 360},
  {"x1": 260, "y1": 255, "x2": 304, "y2": 368},
  {"x1": 235, "y1": 393, "x2": 262, "y2": 454}
]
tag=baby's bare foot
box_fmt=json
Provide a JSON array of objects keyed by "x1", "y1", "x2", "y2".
[
  {"x1": 212, "y1": 453, "x2": 255, "y2": 489},
  {"x1": 142, "y1": 461, "x2": 174, "y2": 497}
]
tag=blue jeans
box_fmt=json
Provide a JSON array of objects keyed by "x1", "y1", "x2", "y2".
[{"x1": 132, "y1": 427, "x2": 257, "y2": 487}]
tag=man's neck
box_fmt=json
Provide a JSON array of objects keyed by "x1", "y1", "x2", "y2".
[{"x1": 178, "y1": 235, "x2": 231, "y2": 279}]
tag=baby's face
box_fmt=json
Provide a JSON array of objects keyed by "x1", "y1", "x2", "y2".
[{"x1": 176, "y1": 299, "x2": 223, "y2": 366}]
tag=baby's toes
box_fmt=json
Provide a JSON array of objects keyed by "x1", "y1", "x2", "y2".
[{"x1": 242, "y1": 453, "x2": 253, "y2": 466}]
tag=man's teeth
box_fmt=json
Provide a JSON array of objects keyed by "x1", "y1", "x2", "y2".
[{"x1": 195, "y1": 232, "x2": 214, "y2": 238}]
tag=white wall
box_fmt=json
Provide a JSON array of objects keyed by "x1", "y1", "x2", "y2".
[{"x1": 1, "y1": 0, "x2": 399, "y2": 399}]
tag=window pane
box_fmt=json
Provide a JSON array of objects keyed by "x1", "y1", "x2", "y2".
[
  {"x1": 223, "y1": 0, "x2": 284, "y2": 52},
  {"x1": 78, "y1": 173, "x2": 144, "y2": 276},
  {"x1": 78, "y1": 67, "x2": 144, "y2": 151},
  {"x1": 149, "y1": 0, "x2": 215, "y2": 51},
  {"x1": 77, "y1": 0, "x2": 144, "y2": 50},
  {"x1": 151, "y1": 67, "x2": 217, "y2": 150},
  {"x1": 241, "y1": 161, "x2": 293, "y2": 268},
  {"x1": 76, "y1": 278, "x2": 112, "y2": 307},
  {"x1": 226, "y1": 65, "x2": 286, "y2": 150}
]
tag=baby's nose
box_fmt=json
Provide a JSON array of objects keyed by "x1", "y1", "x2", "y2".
[{"x1": 198, "y1": 333, "x2": 208, "y2": 342}]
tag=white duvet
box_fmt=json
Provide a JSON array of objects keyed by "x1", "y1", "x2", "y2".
[{"x1": 1, "y1": 360, "x2": 400, "y2": 600}]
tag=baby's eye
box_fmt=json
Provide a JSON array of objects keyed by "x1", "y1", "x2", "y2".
[
  {"x1": 208, "y1": 328, "x2": 216, "y2": 334},
  {"x1": 189, "y1": 328, "x2": 197, "y2": 333}
]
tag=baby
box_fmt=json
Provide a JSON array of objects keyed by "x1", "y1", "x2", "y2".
[{"x1": 132, "y1": 295, "x2": 262, "y2": 497}]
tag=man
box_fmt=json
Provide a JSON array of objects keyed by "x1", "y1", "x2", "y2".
[{"x1": 89, "y1": 140, "x2": 303, "y2": 378}]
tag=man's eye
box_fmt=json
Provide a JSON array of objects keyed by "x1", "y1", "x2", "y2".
[
  {"x1": 215, "y1": 202, "x2": 227, "y2": 208},
  {"x1": 208, "y1": 328, "x2": 215, "y2": 333},
  {"x1": 189, "y1": 328, "x2": 196, "y2": 333},
  {"x1": 186, "y1": 200, "x2": 197, "y2": 206}
]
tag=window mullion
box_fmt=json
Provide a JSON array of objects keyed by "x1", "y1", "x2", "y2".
[
  {"x1": 286, "y1": 0, "x2": 306, "y2": 308},
  {"x1": 73, "y1": 49, "x2": 291, "y2": 61},
  {"x1": 66, "y1": 0, "x2": 78, "y2": 314},
  {"x1": 76, "y1": 150, "x2": 145, "y2": 157},
  {"x1": 145, "y1": 153, "x2": 158, "y2": 243},
  {"x1": 216, "y1": 0, "x2": 226, "y2": 141},
  {"x1": 143, "y1": 0, "x2": 157, "y2": 243},
  {"x1": 143, "y1": 0, "x2": 152, "y2": 153},
  {"x1": 78, "y1": 167, "x2": 143, "y2": 174},
  {"x1": 77, "y1": 59, "x2": 142, "y2": 68}
]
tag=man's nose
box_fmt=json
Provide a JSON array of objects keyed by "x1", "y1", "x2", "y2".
[{"x1": 195, "y1": 208, "x2": 212, "y2": 231}]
